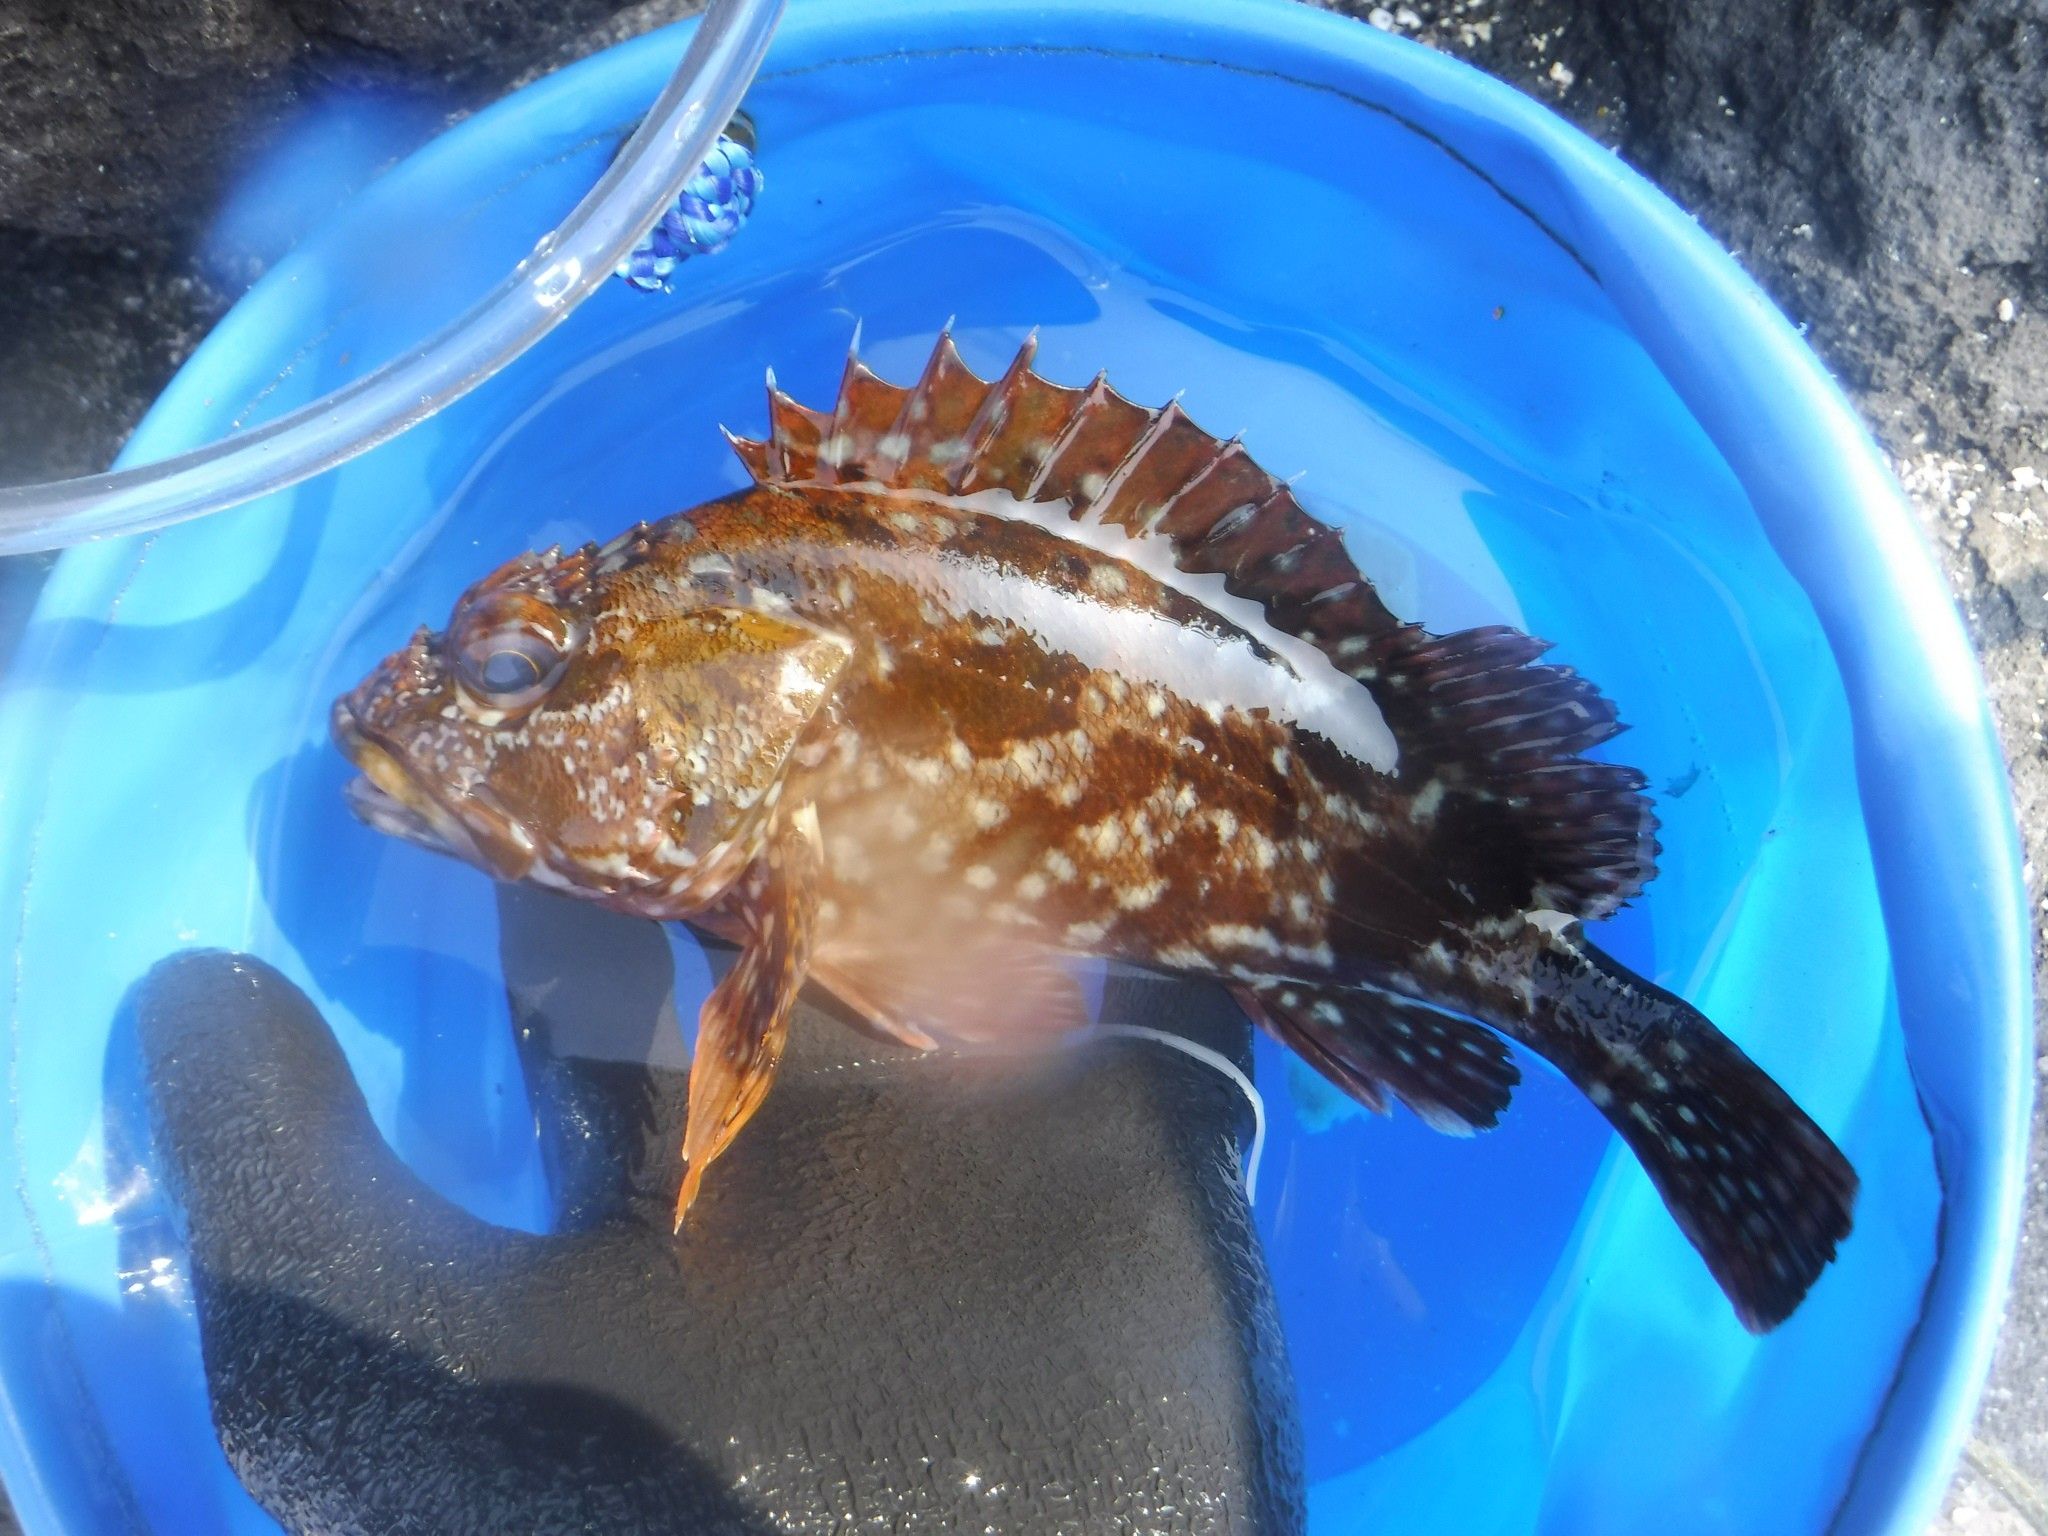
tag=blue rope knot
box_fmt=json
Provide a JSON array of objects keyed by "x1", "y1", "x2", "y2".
[{"x1": 615, "y1": 133, "x2": 762, "y2": 293}]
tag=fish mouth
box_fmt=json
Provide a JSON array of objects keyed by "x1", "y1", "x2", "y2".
[
  {"x1": 342, "y1": 773, "x2": 449, "y2": 853},
  {"x1": 331, "y1": 699, "x2": 538, "y2": 883}
]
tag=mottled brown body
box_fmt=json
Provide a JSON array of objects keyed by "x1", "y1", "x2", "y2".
[
  {"x1": 335, "y1": 334, "x2": 1857, "y2": 1331},
  {"x1": 654, "y1": 485, "x2": 1436, "y2": 1001}
]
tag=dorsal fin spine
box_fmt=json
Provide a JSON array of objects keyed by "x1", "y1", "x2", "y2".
[
  {"x1": 947, "y1": 335, "x2": 1039, "y2": 495},
  {"x1": 1137, "y1": 435, "x2": 1254, "y2": 535},
  {"x1": 878, "y1": 330, "x2": 966, "y2": 482},
  {"x1": 764, "y1": 380, "x2": 827, "y2": 482},
  {"x1": 822, "y1": 362, "x2": 862, "y2": 481},
  {"x1": 1023, "y1": 373, "x2": 1113, "y2": 504},
  {"x1": 1082, "y1": 399, "x2": 1185, "y2": 522},
  {"x1": 720, "y1": 424, "x2": 772, "y2": 482}
]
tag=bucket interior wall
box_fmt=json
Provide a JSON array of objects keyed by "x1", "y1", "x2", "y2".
[{"x1": 0, "y1": 9, "x2": 1994, "y2": 1535}]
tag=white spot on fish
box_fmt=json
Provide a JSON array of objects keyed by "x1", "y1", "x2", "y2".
[
  {"x1": 1081, "y1": 817, "x2": 1125, "y2": 858},
  {"x1": 1087, "y1": 563, "x2": 1128, "y2": 596},
  {"x1": 1206, "y1": 923, "x2": 1281, "y2": 955},
  {"x1": 964, "y1": 864, "x2": 998, "y2": 890},
  {"x1": 1118, "y1": 878, "x2": 1168, "y2": 910}
]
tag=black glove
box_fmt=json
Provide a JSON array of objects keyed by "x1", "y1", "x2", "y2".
[{"x1": 131, "y1": 887, "x2": 1305, "y2": 1534}]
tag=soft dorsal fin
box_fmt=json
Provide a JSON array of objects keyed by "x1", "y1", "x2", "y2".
[{"x1": 726, "y1": 331, "x2": 1659, "y2": 921}]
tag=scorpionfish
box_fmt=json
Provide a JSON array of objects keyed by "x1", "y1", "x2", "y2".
[{"x1": 334, "y1": 332, "x2": 1857, "y2": 1331}]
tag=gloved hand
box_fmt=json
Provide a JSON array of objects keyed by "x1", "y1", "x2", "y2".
[{"x1": 133, "y1": 888, "x2": 1305, "y2": 1535}]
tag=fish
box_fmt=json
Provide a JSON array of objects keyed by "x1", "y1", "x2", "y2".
[{"x1": 332, "y1": 331, "x2": 1857, "y2": 1331}]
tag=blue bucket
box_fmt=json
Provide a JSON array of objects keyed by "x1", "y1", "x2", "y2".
[{"x1": 0, "y1": 2, "x2": 2027, "y2": 1532}]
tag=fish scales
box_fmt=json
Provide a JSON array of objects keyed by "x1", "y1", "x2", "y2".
[
  {"x1": 640, "y1": 483, "x2": 1430, "y2": 987},
  {"x1": 335, "y1": 331, "x2": 1858, "y2": 1332}
]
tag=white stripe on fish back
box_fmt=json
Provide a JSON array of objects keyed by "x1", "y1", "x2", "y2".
[{"x1": 826, "y1": 483, "x2": 1401, "y2": 775}]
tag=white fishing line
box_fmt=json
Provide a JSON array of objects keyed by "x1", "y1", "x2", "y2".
[{"x1": 1086, "y1": 1023, "x2": 1268, "y2": 1203}]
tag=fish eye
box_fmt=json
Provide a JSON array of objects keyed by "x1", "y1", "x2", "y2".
[{"x1": 450, "y1": 591, "x2": 575, "y2": 714}]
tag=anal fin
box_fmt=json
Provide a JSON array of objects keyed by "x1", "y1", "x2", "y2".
[{"x1": 1232, "y1": 981, "x2": 1518, "y2": 1135}]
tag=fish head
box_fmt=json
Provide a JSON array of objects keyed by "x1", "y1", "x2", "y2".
[{"x1": 332, "y1": 537, "x2": 852, "y2": 916}]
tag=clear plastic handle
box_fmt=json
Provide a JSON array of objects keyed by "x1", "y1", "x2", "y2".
[{"x1": 0, "y1": 0, "x2": 784, "y2": 556}]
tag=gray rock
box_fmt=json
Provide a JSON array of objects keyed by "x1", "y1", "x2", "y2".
[
  {"x1": 1572, "y1": 0, "x2": 2048, "y2": 459},
  {"x1": 0, "y1": 0, "x2": 639, "y2": 244}
]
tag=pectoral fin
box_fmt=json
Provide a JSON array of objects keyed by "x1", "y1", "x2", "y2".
[
  {"x1": 813, "y1": 934, "x2": 1089, "y2": 1048},
  {"x1": 675, "y1": 807, "x2": 822, "y2": 1229}
]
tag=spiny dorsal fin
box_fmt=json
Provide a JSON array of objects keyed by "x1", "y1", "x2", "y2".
[{"x1": 726, "y1": 331, "x2": 1659, "y2": 920}]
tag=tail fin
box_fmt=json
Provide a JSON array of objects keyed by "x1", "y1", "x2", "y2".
[{"x1": 1504, "y1": 928, "x2": 1857, "y2": 1332}]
